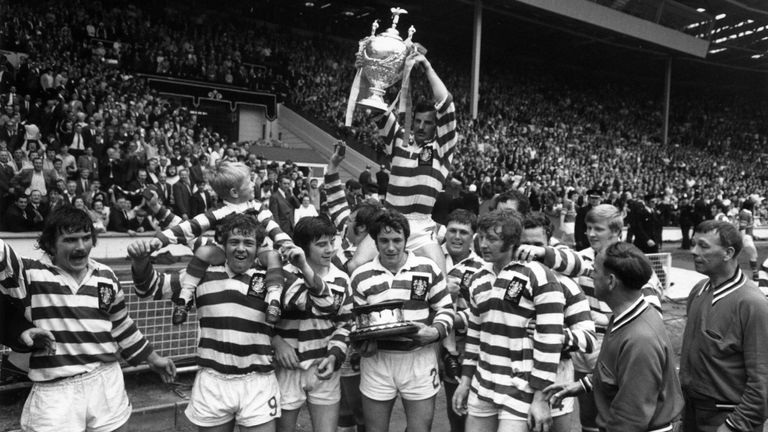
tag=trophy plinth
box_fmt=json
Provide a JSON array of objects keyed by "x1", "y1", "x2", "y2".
[{"x1": 357, "y1": 87, "x2": 389, "y2": 112}]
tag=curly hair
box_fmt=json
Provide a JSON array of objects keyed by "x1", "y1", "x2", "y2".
[
  {"x1": 37, "y1": 206, "x2": 97, "y2": 256},
  {"x1": 215, "y1": 213, "x2": 265, "y2": 246}
]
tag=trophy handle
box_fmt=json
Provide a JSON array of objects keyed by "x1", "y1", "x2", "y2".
[
  {"x1": 370, "y1": 19, "x2": 380, "y2": 36},
  {"x1": 405, "y1": 25, "x2": 415, "y2": 43}
]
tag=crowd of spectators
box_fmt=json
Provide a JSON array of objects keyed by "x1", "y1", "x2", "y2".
[{"x1": 0, "y1": 0, "x2": 766, "y2": 235}]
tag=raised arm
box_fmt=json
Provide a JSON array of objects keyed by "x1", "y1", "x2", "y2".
[
  {"x1": 128, "y1": 238, "x2": 182, "y2": 301},
  {"x1": 409, "y1": 53, "x2": 448, "y2": 106}
]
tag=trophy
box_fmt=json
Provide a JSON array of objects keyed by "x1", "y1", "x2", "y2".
[
  {"x1": 345, "y1": 7, "x2": 425, "y2": 124},
  {"x1": 349, "y1": 300, "x2": 419, "y2": 342},
  {"x1": 355, "y1": 8, "x2": 416, "y2": 111}
]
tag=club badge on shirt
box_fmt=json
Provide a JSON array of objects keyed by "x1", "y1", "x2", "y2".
[
  {"x1": 460, "y1": 271, "x2": 474, "y2": 302},
  {"x1": 98, "y1": 282, "x2": 115, "y2": 311},
  {"x1": 410, "y1": 276, "x2": 430, "y2": 301},
  {"x1": 461, "y1": 271, "x2": 474, "y2": 290},
  {"x1": 418, "y1": 146, "x2": 433, "y2": 166},
  {"x1": 504, "y1": 277, "x2": 528, "y2": 306},
  {"x1": 332, "y1": 291, "x2": 345, "y2": 310},
  {"x1": 248, "y1": 274, "x2": 266, "y2": 298}
]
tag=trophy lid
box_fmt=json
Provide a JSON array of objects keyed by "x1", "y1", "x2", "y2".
[{"x1": 380, "y1": 7, "x2": 408, "y2": 40}]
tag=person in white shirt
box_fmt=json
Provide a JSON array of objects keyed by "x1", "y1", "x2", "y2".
[{"x1": 294, "y1": 194, "x2": 319, "y2": 225}]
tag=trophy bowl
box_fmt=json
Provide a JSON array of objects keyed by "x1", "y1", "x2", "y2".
[
  {"x1": 349, "y1": 300, "x2": 419, "y2": 342},
  {"x1": 355, "y1": 8, "x2": 415, "y2": 112},
  {"x1": 358, "y1": 29, "x2": 410, "y2": 111}
]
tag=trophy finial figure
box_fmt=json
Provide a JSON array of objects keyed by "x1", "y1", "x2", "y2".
[
  {"x1": 405, "y1": 25, "x2": 415, "y2": 43},
  {"x1": 370, "y1": 19, "x2": 380, "y2": 36},
  {"x1": 390, "y1": 7, "x2": 408, "y2": 29}
]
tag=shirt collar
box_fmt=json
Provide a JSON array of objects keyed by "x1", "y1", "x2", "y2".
[
  {"x1": 610, "y1": 296, "x2": 648, "y2": 333},
  {"x1": 39, "y1": 253, "x2": 99, "y2": 286},
  {"x1": 224, "y1": 263, "x2": 254, "y2": 281},
  {"x1": 373, "y1": 251, "x2": 416, "y2": 274},
  {"x1": 444, "y1": 250, "x2": 482, "y2": 268},
  {"x1": 701, "y1": 267, "x2": 747, "y2": 305}
]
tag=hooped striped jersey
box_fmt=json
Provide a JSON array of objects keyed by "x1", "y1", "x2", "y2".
[
  {"x1": 554, "y1": 274, "x2": 597, "y2": 354},
  {"x1": 133, "y1": 262, "x2": 275, "y2": 375},
  {"x1": 350, "y1": 252, "x2": 455, "y2": 350},
  {"x1": 276, "y1": 264, "x2": 353, "y2": 369},
  {"x1": 446, "y1": 250, "x2": 485, "y2": 333},
  {"x1": 376, "y1": 94, "x2": 457, "y2": 217},
  {"x1": 156, "y1": 199, "x2": 291, "y2": 249},
  {"x1": 324, "y1": 171, "x2": 356, "y2": 272},
  {"x1": 0, "y1": 244, "x2": 153, "y2": 382},
  {"x1": 462, "y1": 260, "x2": 565, "y2": 418}
]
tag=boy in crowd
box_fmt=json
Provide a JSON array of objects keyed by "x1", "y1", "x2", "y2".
[{"x1": 135, "y1": 161, "x2": 292, "y2": 324}]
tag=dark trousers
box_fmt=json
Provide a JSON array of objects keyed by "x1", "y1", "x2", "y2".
[
  {"x1": 443, "y1": 379, "x2": 465, "y2": 432},
  {"x1": 680, "y1": 224, "x2": 692, "y2": 249},
  {"x1": 683, "y1": 397, "x2": 760, "y2": 432}
]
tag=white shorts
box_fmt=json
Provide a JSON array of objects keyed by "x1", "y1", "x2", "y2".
[
  {"x1": 572, "y1": 334, "x2": 603, "y2": 374},
  {"x1": 277, "y1": 365, "x2": 341, "y2": 410},
  {"x1": 551, "y1": 359, "x2": 575, "y2": 417},
  {"x1": 21, "y1": 362, "x2": 130, "y2": 432},
  {"x1": 467, "y1": 392, "x2": 524, "y2": 421},
  {"x1": 360, "y1": 346, "x2": 440, "y2": 401},
  {"x1": 186, "y1": 368, "x2": 281, "y2": 428},
  {"x1": 405, "y1": 216, "x2": 438, "y2": 252}
]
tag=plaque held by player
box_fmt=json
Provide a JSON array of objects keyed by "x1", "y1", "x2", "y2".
[{"x1": 349, "y1": 300, "x2": 419, "y2": 342}]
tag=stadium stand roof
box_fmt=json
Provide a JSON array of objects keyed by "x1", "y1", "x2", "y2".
[{"x1": 261, "y1": 0, "x2": 768, "y2": 73}]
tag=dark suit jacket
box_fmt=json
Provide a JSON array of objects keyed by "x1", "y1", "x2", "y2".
[
  {"x1": 99, "y1": 158, "x2": 122, "y2": 188},
  {"x1": 172, "y1": 181, "x2": 193, "y2": 218},
  {"x1": 269, "y1": 190, "x2": 298, "y2": 237},
  {"x1": 153, "y1": 182, "x2": 171, "y2": 205},
  {"x1": 190, "y1": 164, "x2": 206, "y2": 186},
  {"x1": 190, "y1": 189, "x2": 213, "y2": 217},
  {"x1": 107, "y1": 207, "x2": 131, "y2": 232},
  {"x1": 0, "y1": 163, "x2": 15, "y2": 195},
  {"x1": 77, "y1": 155, "x2": 98, "y2": 176},
  {"x1": 127, "y1": 217, "x2": 154, "y2": 233},
  {"x1": 0, "y1": 126, "x2": 23, "y2": 151},
  {"x1": 74, "y1": 178, "x2": 91, "y2": 196},
  {"x1": 4, "y1": 204, "x2": 34, "y2": 231},
  {"x1": 0, "y1": 295, "x2": 34, "y2": 352}
]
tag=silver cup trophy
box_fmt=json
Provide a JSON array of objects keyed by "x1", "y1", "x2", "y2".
[{"x1": 355, "y1": 7, "x2": 417, "y2": 111}]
